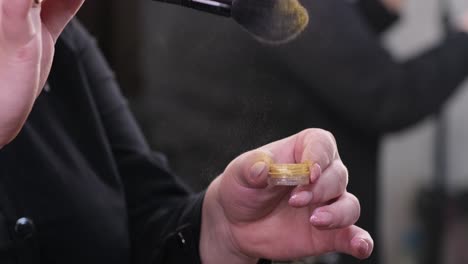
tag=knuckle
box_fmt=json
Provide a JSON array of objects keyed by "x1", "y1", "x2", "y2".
[
  {"x1": 325, "y1": 130, "x2": 337, "y2": 146},
  {"x1": 349, "y1": 193, "x2": 361, "y2": 215},
  {"x1": 341, "y1": 163, "x2": 349, "y2": 188},
  {"x1": 333, "y1": 161, "x2": 349, "y2": 191},
  {"x1": 302, "y1": 128, "x2": 334, "y2": 144},
  {"x1": 312, "y1": 186, "x2": 325, "y2": 204},
  {"x1": 300, "y1": 129, "x2": 339, "y2": 167},
  {"x1": 322, "y1": 131, "x2": 338, "y2": 160},
  {"x1": 303, "y1": 128, "x2": 324, "y2": 135},
  {"x1": 307, "y1": 129, "x2": 336, "y2": 146}
]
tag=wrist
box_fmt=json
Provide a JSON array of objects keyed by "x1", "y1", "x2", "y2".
[{"x1": 200, "y1": 177, "x2": 258, "y2": 264}]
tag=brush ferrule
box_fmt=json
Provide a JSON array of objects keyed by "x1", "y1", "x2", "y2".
[{"x1": 154, "y1": 0, "x2": 232, "y2": 17}]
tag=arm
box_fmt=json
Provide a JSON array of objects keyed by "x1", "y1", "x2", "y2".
[
  {"x1": 0, "y1": 1, "x2": 203, "y2": 261},
  {"x1": 71, "y1": 20, "x2": 207, "y2": 263},
  {"x1": 1, "y1": 1, "x2": 195, "y2": 261},
  {"x1": 73, "y1": 20, "x2": 373, "y2": 264},
  {"x1": 270, "y1": 0, "x2": 468, "y2": 133}
]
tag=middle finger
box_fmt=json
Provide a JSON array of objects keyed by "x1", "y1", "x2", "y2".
[{"x1": 288, "y1": 158, "x2": 348, "y2": 208}]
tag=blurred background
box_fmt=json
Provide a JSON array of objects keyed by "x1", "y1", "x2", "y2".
[{"x1": 77, "y1": 0, "x2": 468, "y2": 263}]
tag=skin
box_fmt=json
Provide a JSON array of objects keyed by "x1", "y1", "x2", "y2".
[
  {"x1": 201, "y1": 129, "x2": 373, "y2": 263},
  {"x1": 380, "y1": 0, "x2": 404, "y2": 13},
  {"x1": 0, "y1": 1, "x2": 373, "y2": 263},
  {"x1": 0, "y1": 0, "x2": 84, "y2": 147}
]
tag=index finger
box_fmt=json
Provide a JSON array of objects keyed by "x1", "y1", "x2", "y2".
[
  {"x1": 295, "y1": 129, "x2": 338, "y2": 171},
  {"x1": 261, "y1": 128, "x2": 338, "y2": 179}
]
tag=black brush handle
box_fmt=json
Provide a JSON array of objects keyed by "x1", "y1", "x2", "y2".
[{"x1": 153, "y1": 0, "x2": 232, "y2": 17}]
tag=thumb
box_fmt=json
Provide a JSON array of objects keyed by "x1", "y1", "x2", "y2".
[
  {"x1": 219, "y1": 149, "x2": 290, "y2": 223},
  {"x1": 224, "y1": 149, "x2": 274, "y2": 189}
]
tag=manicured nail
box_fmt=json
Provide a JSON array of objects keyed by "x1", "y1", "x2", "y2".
[
  {"x1": 310, "y1": 211, "x2": 333, "y2": 226},
  {"x1": 352, "y1": 238, "x2": 370, "y2": 258},
  {"x1": 250, "y1": 162, "x2": 267, "y2": 180},
  {"x1": 310, "y1": 163, "x2": 322, "y2": 182},
  {"x1": 290, "y1": 191, "x2": 313, "y2": 205}
]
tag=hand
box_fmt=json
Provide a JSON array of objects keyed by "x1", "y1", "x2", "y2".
[
  {"x1": 0, "y1": 0, "x2": 83, "y2": 148},
  {"x1": 201, "y1": 129, "x2": 373, "y2": 263}
]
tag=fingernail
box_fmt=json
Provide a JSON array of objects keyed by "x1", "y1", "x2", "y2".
[
  {"x1": 310, "y1": 163, "x2": 322, "y2": 182},
  {"x1": 310, "y1": 211, "x2": 333, "y2": 226},
  {"x1": 352, "y1": 238, "x2": 370, "y2": 257},
  {"x1": 250, "y1": 162, "x2": 267, "y2": 180},
  {"x1": 290, "y1": 191, "x2": 313, "y2": 205}
]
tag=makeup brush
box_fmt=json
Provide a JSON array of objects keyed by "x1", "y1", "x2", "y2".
[{"x1": 153, "y1": 0, "x2": 309, "y2": 45}]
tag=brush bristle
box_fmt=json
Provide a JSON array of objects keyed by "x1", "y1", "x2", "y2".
[{"x1": 231, "y1": 0, "x2": 309, "y2": 45}]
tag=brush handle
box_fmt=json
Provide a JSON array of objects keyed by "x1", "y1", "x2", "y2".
[{"x1": 153, "y1": 0, "x2": 232, "y2": 17}]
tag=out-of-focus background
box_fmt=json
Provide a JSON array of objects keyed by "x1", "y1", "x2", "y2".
[
  {"x1": 77, "y1": 0, "x2": 468, "y2": 263},
  {"x1": 380, "y1": 0, "x2": 468, "y2": 263}
]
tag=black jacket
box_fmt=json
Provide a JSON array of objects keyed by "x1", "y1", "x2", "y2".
[
  {"x1": 141, "y1": 0, "x2": 468, "y2": 263},
  {"x1": 0, "y1": 20, "x2": 204, "y2": 264}
]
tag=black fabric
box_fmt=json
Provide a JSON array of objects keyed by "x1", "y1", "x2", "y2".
[
  {"x1": 142, "y1": 0, "x2": 468, "y2": 263},
  {"x1": 355, "y1": 0, "x2": 400, "y2": 34},
  {"x1": 0, "y1": 20, "x2": 204, "y2": 264}
]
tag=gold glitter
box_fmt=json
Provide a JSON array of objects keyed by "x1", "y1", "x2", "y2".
[{"x1": 268, "y1": 162, "x2": 311, "y2": 186}]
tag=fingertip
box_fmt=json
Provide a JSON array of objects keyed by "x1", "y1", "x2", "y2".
[
  {"x1": 249, "y1": 161, "x2": 268, "y2": 185},
  {"x1": 309, "y1": 163, "x2": 322, "y2": 183},
  {"x1": 233, "y1": 150, "x2": 272, "y2": 189},
  {"x1": 309, "y1": 210, "x2": 333, "y2": 227},
  {"x1": 289, "y1": 190, "x2": 313, "y2": 207},
  {"x1": 334, "y1": 226, "x2": 373, "y2": 260},
  {"x1": 350, "y1": 237, "x2": 373, "y2": 260}
]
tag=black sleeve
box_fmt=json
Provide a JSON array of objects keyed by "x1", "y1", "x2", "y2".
[
  {"x1": 354, "y1": 0, "x2": 400, "y2": 34},
  {"x1": 68, "y1": 20, "x2": 204, "y2": 264},
  {"x1": 270, "y1": 0, "x2": 468, "y2": 133}
]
